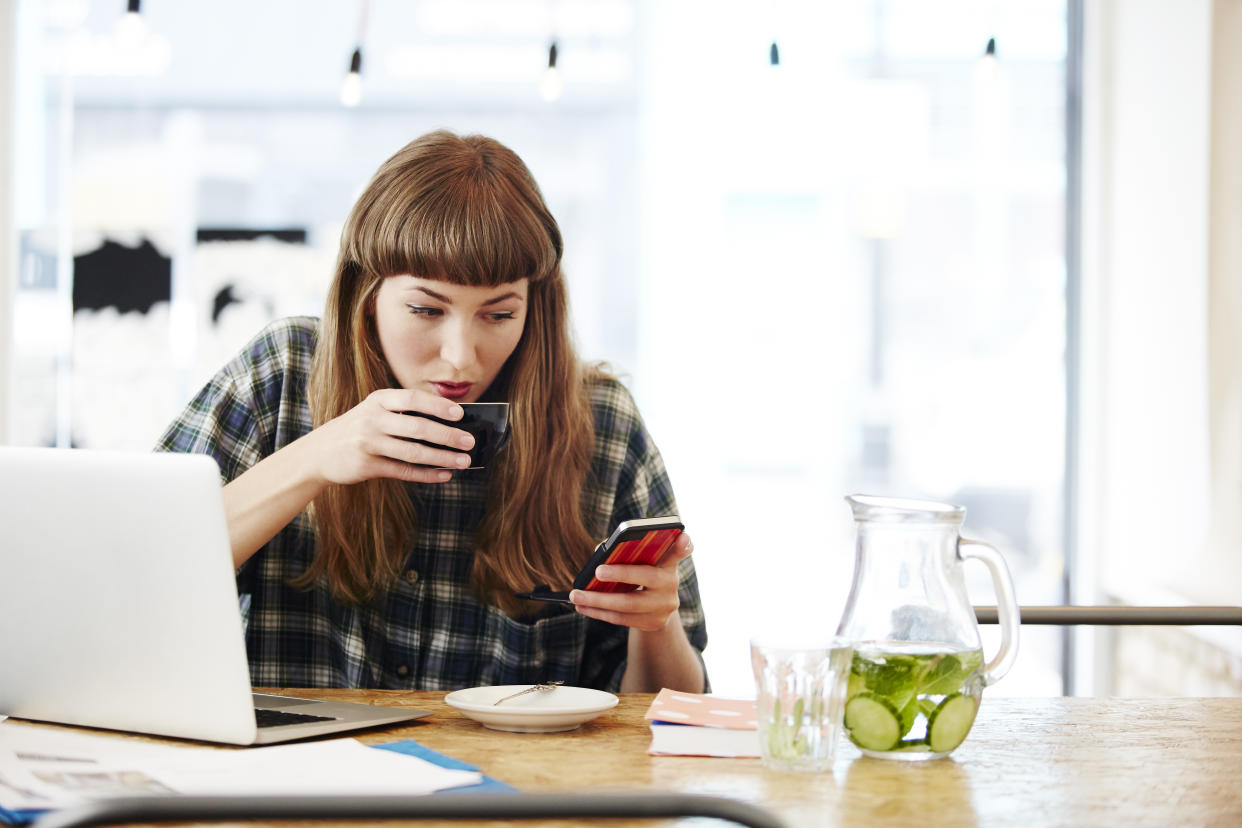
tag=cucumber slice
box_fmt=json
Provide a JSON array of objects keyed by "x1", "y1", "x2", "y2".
[
  {"x1": 844, "y1": 692, "x2": 902, "y2": 752},
  {"x1": 927, "y1": 693, "x2": 978, "y2": 753}
]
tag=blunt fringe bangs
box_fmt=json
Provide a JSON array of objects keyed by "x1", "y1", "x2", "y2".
[{"x1": 343, "y1": 131, "x2": 563, "y2": 289}]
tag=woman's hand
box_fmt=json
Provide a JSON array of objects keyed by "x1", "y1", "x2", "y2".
[
  {"x1": 307, "y1": 388, "x2": 477, "y2": 486},
  {"x1": 569, "y1": 532, "x2": 694, "y2": 631},
  {"x1": 573, "y1": 531, "x2": 706, "y2": 693},
  {"x1": 222, "y1": 388, "x2": 478, "y2": 568}
]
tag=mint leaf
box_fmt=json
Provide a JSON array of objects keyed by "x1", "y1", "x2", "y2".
[
  {"x1": 918, "y1": 654, "x2": 969, "y2": 696},
  {"x1": 856, "y1": 653, "x2": 919, "y2": 713},
  {"x1": 920, "y1": 651, "x2": 986, "y2": 696},
  {"x1": 859, "y1": 653, "x2": 919, "y2": 696}
]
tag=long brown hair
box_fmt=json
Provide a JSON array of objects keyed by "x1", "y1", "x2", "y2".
[{"x1": 298, "y1": 130, "x2": 600, "y2": 615}]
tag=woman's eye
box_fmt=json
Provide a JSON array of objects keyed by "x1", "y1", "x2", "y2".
[
  {"x1": 406, "y1": 305, "x2": 442, "y2": 318},
  {"x1": 487, "y1": 311, "x2": 516, "y2": 323}
]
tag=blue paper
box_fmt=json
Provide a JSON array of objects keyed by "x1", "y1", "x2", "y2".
[
  {"x1": 372, "y1": 739, "x2": 516, "y2": 793},
  {"x1": 0, "y1": 808, "x2": 41, "y2": 826}
]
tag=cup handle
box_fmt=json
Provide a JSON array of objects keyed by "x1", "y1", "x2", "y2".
[{"x1": 958, "y1": 537, "x2": 1021, "y2": 686}]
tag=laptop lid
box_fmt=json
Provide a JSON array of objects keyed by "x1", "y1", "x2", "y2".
[{"x1": 0, "y1": 447, "x2": 426, "y2": 745}]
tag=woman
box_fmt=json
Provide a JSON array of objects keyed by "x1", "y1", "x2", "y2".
[{"x1": 158, "y1": 130, "x2": 707, "y2": 693}]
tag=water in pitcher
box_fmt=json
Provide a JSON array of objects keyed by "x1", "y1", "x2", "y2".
[{"x1": 844, "y1": 641, "x2": 985, "y2": 759}]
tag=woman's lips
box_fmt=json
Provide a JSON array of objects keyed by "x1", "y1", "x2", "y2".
[{"x1": 432, "y1": 382, "x2": 473, "y2": 400}]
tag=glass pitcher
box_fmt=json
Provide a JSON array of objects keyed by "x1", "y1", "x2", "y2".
[{"x1": 835, "y1": 494, "x2": 1020, "y2": 761}]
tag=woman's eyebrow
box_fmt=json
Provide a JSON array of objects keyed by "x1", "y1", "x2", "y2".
[
  {"x1": 414, "y1": 286, "x2": 453, "y2": 303},
  {"x1": 412, "y1": 286, "x2": 524, "y2": 306},
  {"x1": 481, "y1": 291, "x2": 524, "y2": 307}
]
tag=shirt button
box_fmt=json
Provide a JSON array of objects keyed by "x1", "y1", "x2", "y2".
[
  {"x1": 404, "y1": 569, "x2": 419, "y2": 584},
  {"x1": 396, "y1": 664, "x2": 410, "y2": 677}
]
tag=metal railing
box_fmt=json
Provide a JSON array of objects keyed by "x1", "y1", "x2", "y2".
[
  {"x1": 33, "y1": 793, "x2": 787, "y2": 828},
  {"x1": 975, "y1": 605, "x2": 1242, "y2": 625}
]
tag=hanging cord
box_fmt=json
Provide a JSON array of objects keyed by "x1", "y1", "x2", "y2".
[
  {"x1": 354, "y1": 0, "x2": 372, "y2": 51},
  {"x1": 340, "y1": 0, "x2": 372, "y2": 106}
]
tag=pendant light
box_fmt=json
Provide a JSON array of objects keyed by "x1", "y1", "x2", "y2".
[
  {"x1": 115, "y1": 0, "x2": 148, "y2": 49},
  {"x1": 340, "y1": 47, "x2": 363, "y2": 107},
  {"x1": 340, "y1": 0, "x2": 371, "y2": 108},
  {"x1": 539, "y1": 39, "x2": 562, "y2": 102},
  {"x1": 976, "y1": 36, "x2": 998, "y2": 83}
]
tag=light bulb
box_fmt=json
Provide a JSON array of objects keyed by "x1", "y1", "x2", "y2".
[
  {"x1": 539, "y1": 66, "x2": 562, "y2": 102},
  {"x1": 113, "y1": 11, "x2": 147, "y2": 49},
  {"x1": 340, "y1": 71, "x2": 362, "y2": 107},
  {"x1": 340, "y1": 47, "x2": 363, "y2": 108},
  {"x1": 975, "y1": 37, "x2": 999, "y2": 84},
  {"x1": 539, "y1": 40, "x2": 562, "y2": 102}
]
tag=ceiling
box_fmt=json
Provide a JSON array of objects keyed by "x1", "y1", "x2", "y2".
[{"x1": 35, "y1": 0, "x2": 639, "y2": 108}]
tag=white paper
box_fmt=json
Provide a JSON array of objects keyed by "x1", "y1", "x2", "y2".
[{"x1": 0, "y1": 721, "x2": 481, "y2": 812}]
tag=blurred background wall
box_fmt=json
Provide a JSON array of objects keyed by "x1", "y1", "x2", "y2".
[
  {"x1": 0, "y1": 0, "x2": 1238, "y2": 698},
  {"x1": 1078, "y1": 0, "x2": 1242, "y2": 696},
  {"x1": 1, "y1": 3, "x2": 13, "y2": 445}
]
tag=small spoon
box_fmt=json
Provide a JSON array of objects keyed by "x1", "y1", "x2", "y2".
[{"x1": 492, "y1": 680, "x2": 565, "y2": 706}]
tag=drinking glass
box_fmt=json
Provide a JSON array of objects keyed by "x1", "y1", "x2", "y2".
[{"x1": 750, "y1": 638, "x2": 852, "y2": 772}]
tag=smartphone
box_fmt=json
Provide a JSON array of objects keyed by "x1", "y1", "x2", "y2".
[{"x1": 516, "y1": 515, "x2": 684, "y2": 604}]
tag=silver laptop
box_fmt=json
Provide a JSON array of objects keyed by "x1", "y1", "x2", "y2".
[{"x1": 0, "y1": 446, "x2": 430, "y2": 745}]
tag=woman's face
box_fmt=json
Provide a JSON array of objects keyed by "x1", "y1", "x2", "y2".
[{"x1": 372, "y1": 275, "x2": 529, "y2": 402}]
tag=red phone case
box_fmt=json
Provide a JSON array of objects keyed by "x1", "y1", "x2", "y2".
[
  {"x1": 578, "y1": 527, "x2": 683, "y2": 593},
  {"x1": 515, "y1": 516, "x2": 684, "y2": 604}
]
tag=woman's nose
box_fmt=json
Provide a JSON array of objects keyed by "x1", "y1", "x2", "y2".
[{"x1": 439, "y1": 323, "x2": 476, "y2": 371}]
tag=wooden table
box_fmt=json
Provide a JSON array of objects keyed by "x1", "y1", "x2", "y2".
[{"x1": 18, "y1": 690, "x2": 1242, "y2": 827}]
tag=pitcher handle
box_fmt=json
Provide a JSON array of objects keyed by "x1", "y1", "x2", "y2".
[{"x1": 958, "y1": 537, "x2": 1021, "y2": 686}]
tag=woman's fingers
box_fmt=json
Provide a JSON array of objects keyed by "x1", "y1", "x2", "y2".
[
  {"x1": 590, "y1": 563, "x2": 667, "y2": 590},
  {"x1": 588, "y1": 532, "x2": 694, "y2": 589},
  {"x1": 378, "y1": 434, "x2": 473, "y2": 471},
  {"x1": 384, "y1": 410, "x2": 475, "y2": 452},
  {"x1": 347, "y1": 417, "x2": 471, "y2": 471},
  {"x1": 314, "y1": 390, "x2": 481, "y2": 485},
  {"x1": 571, "y1": 532, "x2": 695, "y2": 632},
  {"x1": 666, "y1": 532, "x2": 694, "y2": 563},
  {"x1": 370, "y1": 387, "x2": 463, "y2": 421},
  {"x1": 368, "y1": 391, "x2": 477, "y2": 471},
  {"x1": 572, "y1": 598, "x2": 675, "y2": 632},
  {"x1": 371, "y1": 456, "x2": 455, "y2": 484},
  {"x1": 573, "y1": 603, "x2": 668, "y2": 631},
  {"x1": 571, "y1": 583, "x2": 676, "y2": 612}
]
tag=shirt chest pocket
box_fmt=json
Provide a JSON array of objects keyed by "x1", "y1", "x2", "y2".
[{"x1": 474, "y1": 607, "x2": 593, "y2": 687}]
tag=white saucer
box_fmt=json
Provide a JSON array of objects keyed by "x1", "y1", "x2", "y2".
[{"x1": 444, "y1": 685, "x2": 619, "y2": 733}]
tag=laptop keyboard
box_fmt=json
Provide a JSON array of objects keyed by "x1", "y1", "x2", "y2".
[{"x1": 255, "y1": 708, "x2": 338, "y2": 728}]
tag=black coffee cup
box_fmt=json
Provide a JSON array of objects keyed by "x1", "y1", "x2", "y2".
[{"x1": 406, "y1": 402, "x2": 510, "y2": 470}]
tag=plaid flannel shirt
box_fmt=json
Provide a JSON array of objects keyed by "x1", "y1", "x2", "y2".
[{"x1": 156, "y1": 317, "x2": 708, "y2": 690}]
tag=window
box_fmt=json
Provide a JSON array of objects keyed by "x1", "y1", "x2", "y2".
[
  {"x1": 9, "y1": 0, "x2": 1072, "y2": 697},
  {"x1": 634, "y1": 0, "x2": 1070, "y2": 696}
]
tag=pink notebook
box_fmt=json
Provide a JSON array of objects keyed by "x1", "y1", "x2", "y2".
[{"x1": 644, "y1": 689, "x2": 759, "y2": 757}]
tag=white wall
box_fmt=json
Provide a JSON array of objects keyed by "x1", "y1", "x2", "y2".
[
  {"x1": 1080, "y1": 0, "x2": 1242, "y2": 691},
  {"x1": 1082, "y1": 0, "x2": 1210, "y2": 602},
  {"x1": 0, "y1": 1, "x2": 14, "y2": 444},
  {"x1": 1207, "y1": 0, "x2": 1242, "y2": 610}
]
